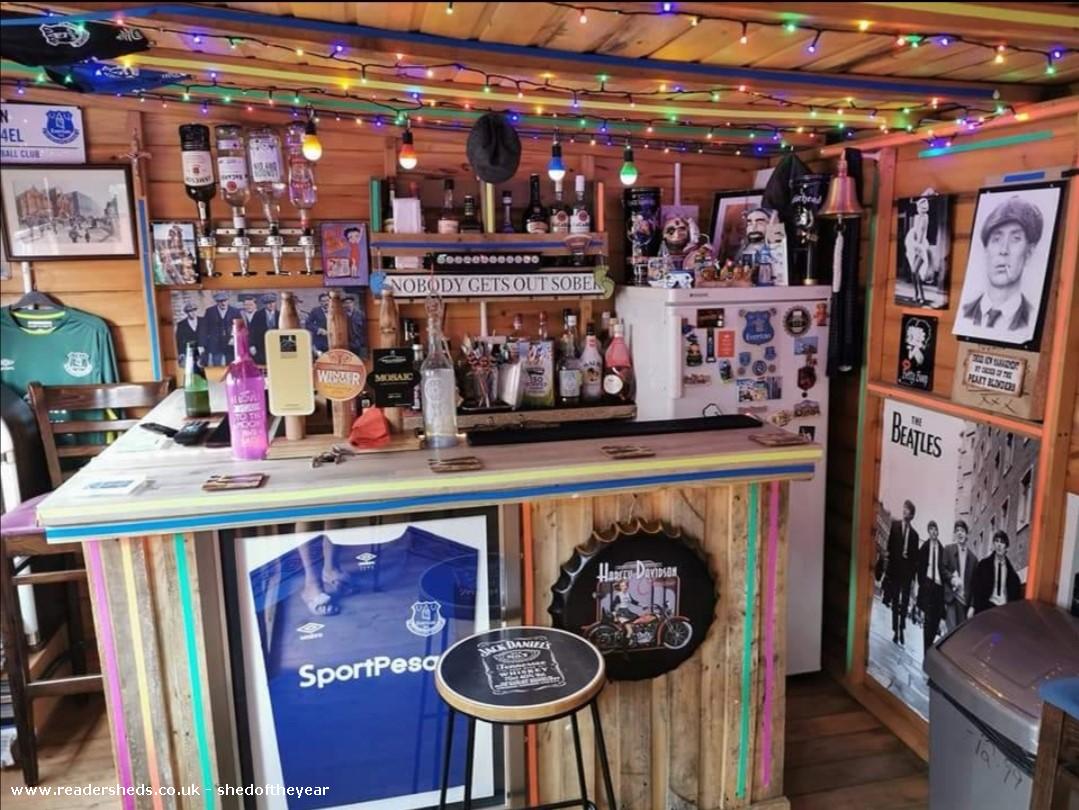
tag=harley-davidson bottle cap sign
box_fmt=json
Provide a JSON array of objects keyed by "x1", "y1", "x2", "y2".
[{"x1": 549, "y1": 520, "x2": 717, "y2": 681}]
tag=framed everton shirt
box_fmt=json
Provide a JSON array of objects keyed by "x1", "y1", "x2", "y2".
[{"x1": 224, "y1": 511, "x2": 505, "y2": 810}]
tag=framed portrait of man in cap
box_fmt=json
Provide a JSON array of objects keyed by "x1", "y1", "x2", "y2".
[{"x1": 952, "y1": 182, "x2": 1064, "y2": 349}]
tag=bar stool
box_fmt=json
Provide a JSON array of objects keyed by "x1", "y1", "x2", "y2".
[{"x1": 435, "y1": 626, "x2": 617, "y2": 810}]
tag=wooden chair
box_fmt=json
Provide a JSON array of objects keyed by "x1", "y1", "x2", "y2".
[
  {"x1": 0, "y1": 380, "x2": 171, "y2": 785},
  {"x1": 1031, "y1": 676, "x2": 1079, "y2": 810},
  {"x1": 435, "y1": 626, "x2": 616, "y2": 810}
]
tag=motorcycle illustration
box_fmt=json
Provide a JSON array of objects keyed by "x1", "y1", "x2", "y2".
[{"x1": 583, "y1": 601, "x2": 693, "y2": 653}]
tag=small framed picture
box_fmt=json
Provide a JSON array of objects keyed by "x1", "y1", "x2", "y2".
[
  {"x1": 320, "y1": 221, "x2": 369, "y2": 287},
  {"x1": 151, "y1": 221, "x2": 199, "y2": 285},
  {"x1": 709, "y1": 189, "x2": 764, "y2": 266},
  {"x1": 895, "y1": 194, "x2": 952, "y2": 309},
  {"x1": 952, "y1": 181, "x2": 1064, "y2": 349},
  {"x1": 0, "y1": 164, "x2": 137, "y2": 260},
  {"x1": 897, "y1": 313, "x2": 937, "y2": 391}
]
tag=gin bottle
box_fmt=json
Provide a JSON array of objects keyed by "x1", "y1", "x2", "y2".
[{"x1": 421, "y1": 315, "x2": 459, "y2": 448}]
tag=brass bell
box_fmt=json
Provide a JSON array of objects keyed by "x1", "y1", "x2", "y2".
[{"x1": 819, "y1": 155, "x2": 864, "y2": 219}]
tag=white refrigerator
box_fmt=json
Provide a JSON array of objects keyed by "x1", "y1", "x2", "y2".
[{"x1": 615, "y1": 285, "x2": 831, "y2": 674}]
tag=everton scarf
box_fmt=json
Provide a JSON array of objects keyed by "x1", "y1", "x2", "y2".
[
  {"x1": 45, "y1": 63, "x2": 190, "y2": 93},
  {"x1": 0, "y1": 10, "x2": 150, "y2": 66}
]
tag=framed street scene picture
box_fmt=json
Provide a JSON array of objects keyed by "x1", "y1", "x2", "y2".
[
  {"x1": 151, "y1": 221, "x2": 198, "y2": 285},
  {"x1": 896, "y1": 313, "x2": 937, "y2": 391},
  {"x1": 709, "y1": 189, "x2": 764, "y2": 266},
  {"x1": 952, "y1": 181, "x2": 1064, "y2": 349},
  {"x1": 0, "y1": 164, "x2": 137, "y2": 260},
  {"x1": 223, "y1": 510, "x2": 507, "y2": 810},
  {"x1": 895, "y1": 194, "x2": 952, "y2": 309},
  {"x1": 869, "y1": 400, "x2": 1039, "y2": 719},
  {"x1": 320, "y1": 221, "x2": 369, "y2": 287}
]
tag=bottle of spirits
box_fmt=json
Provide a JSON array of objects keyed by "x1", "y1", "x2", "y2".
[
  {"x1": 411, "y1": 337, "x2": 425, "y2": 412},
  {"x1": 225, "y1": 319, "x2": 269, "y2": 460},
  {"x1": 421, "y1": 315, "x2": 459, "y2": 448},
  {"x1": 570, "y1": 174, "x2": 592, "y2": 234},
  {"x1": 384, "y1": 179, "x2": 397, "y2": 234},
  {"x1": 537, "y1": 310, "x2": 549, "y2": 342},
  {"x1": 460, "y1": 194, "x2": 483, "y2": 233},
  {"x1": 500, "y1": 191, "x2": 516, "y2": 233},
  {"x1": 437, "y1": 179, "x2": 459, "y2": 234},
  {"x1": 247, "y1": 126, "x2": 287, "y2": 274},
  {"x1": 523, "y1": 174, "x2": 549, "y2": 233},
  {"x1": 179, "y1": 124, "x2": 216, "y2": 224},
  {"x1": 599, "y1": 311, "x2": 613, "y2": 351},
  {"x1": 183, "y1": 342, "x2": 210, "y2": 417},
  {"x1": 508, "y1": 312, "x2": 525, "y2": 362},
  {"x1": 603, "y1": 321, "x2": 635, "y2": 402},
  {"x1": 285, "y1": 122, "x2": 319, "y2": 275},
  {"x1": 214, "y1": 124, "x2": 253, "y2": 276},
  {"x1": 558, "y1": 313, "x2": 582, "y2": 406},
  {"x1": 549, "y1": 179, "x2": 571, "y2": 234},
  {"x1": 580, "y1": 324, "x2": 604, "y2": 403}
]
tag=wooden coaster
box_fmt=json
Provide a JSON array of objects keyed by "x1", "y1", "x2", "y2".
[
  {"x1": 749, "y1": 432, "x2": 810, "y2": 447},
  {"x1": 429, "y1": 456, "x2": 484, "y2": 473},
  {"x1": 601, "y1": 444, "x2": 656, "y2": 459}
]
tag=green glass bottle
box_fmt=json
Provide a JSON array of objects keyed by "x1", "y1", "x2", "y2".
[{"x1": 183, "y1": 342, "x2": 211, "y2": 417}]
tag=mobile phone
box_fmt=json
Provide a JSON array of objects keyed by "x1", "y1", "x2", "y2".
[{"x1": 139, "y1": 422, "x2": 177, "y2": 437}]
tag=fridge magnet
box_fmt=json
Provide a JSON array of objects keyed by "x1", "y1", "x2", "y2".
[
  {"x1": 151, "y1": 221, "x2": 199, "y2": 285},
  {"x1": 741, "y1": 308, "x2": 776, "y2": 345},
  {"x1": 696, "y1": 308, "x2": 725, "y2": 329},
  {"x1": 705, "y1": 330, "x2": 716, "y2": 363},
  {"x1": 895, "y1": 194, "x2": 952, "y2": 309},
  {"x1": 685, "y1": 334, "x2": 703, "y2": 366},
  {"x1": 798, "y1": 425, "x2": 816, "y2": 442},
  {"x1": 717, "y1": 330, "x2": 736, "y2": 357},
  {"x1": 794, "y1": 399, "x2": 820, "y2": 417},
  {"x1": 752, "y1": 359, "x2": 768, "y2": 377},
  {"x1": 814, "y1": 302, "x2": 829, "y2": 326},
  {"x1": 683, "y1": 373, "x2": 711, "y2": 386},
  {"x1": 793, "y1": 336, "x2": 819, "y2": 356},
  {"x1": 783, "y1": 306, "x2": 812, "y2": 337},
  {"x1": 320, "y1": 221, "x2": 370, "y2": 287},
  {"x1": 764, "y1": 346, "x2": 778, "y2": 362},
  {"x1": 718, "y1": 360, "x2": 733, "y2": 382},
  {"x1": 766, "y1": 376, "x2": 783, "y2": 399},
  {"x1": 736, "y1": 379, "x2": 768, "y2": 403},
  {"x1": 769, "y1": 409, "x2": 793, "y2": 427},
  {"x1": 952, "y1": 181, "x2": 1064, "y2": 350},
  {"x1": 897, "y1": 314, "x2": 937, "y2": 391},
  {"x1": 797, "y1": 356, "x2": 818, "y2": 398}
]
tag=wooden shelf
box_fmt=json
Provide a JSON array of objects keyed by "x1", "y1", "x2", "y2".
[
  {"x1": 402, "y1": 402, "x2": 636, "y2": 431},
  {"x1": 865, "y1": 381, "x2": 1043, "y2": 438}
]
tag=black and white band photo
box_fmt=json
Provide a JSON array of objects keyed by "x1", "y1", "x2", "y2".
[
  {"x1": 952, "y1": 182, "x2": 1064, "y2": 348},
  {"x1": 895, "y1": 194, "x2": 952, "y2": 309},
  {"x1": 869, "y1": 401, "x2": 1038, "y2": 719}
]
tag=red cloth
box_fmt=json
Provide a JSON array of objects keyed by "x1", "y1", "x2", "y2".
[{"x1": 348, "y1": 407, "x2": 391, "y2": 449}]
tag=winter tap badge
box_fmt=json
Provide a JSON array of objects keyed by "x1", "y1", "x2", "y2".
[{"x1": 549, "y1": 520, "x2": 716, "y2": 681}]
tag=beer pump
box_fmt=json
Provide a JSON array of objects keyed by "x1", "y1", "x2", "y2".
[
  {"x1": 215, "y1": 124, "x2": 254, "y2": 277},
  {"x1": 247, "y1": 126, "x2": 287, "y2": 275},
  {"x1": 286, "y1": 122, "x2": 320, "y2": 275},
  {"x1": 179, "y1": 124, "x2": 218, "y2": 277}
]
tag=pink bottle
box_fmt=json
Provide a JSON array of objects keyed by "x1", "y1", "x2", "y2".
[
  {"x1": 225, "y1": 318, "x2": 269, "y2": 460},
  {"x1": 603, "y1": 320, "x2": 635, "y2": 402}
]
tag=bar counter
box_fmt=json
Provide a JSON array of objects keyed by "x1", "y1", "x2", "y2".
[{"x1": 36, "y1": 392, "x2": 820, "y2": 810}]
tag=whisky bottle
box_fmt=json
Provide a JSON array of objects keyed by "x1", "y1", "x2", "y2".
[
  {"x1": 460, "y1": 194, "x2": 483, "y2": 233},
  {"x1": 437, "y1": 179, "x2": 459, "y2": 234},
  {"x1": 522, "y1": 174, "x2": 549, "y2": 234}
]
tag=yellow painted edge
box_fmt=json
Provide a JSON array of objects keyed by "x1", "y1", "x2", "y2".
[{"x1": 866, "y1": 1, "x2": 1078, "y2": 28}]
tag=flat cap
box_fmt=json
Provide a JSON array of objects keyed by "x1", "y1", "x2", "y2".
[{"x1": 980, "y1": 196, "x2": 1043, "y2": 247}]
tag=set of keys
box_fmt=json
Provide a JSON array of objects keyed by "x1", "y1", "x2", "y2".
[{"x1": 311, "y1": 444, "x2": 358, "y2": 468}]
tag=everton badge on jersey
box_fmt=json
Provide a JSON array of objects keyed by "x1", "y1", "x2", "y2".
[
  {"x1": 406, "y1": 600, "x2": 446, "y2": 637},
  {"x1": 741, "y1": 308, "x2": 776, "y2": 346}
]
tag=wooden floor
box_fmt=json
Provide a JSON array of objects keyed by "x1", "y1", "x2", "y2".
[{"x1": 2, "y1": 673, "x2": 927, "y2": 809}]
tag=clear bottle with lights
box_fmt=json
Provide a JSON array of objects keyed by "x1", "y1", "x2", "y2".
[
  {"x1": 421, "y1": 307, "x2": 459, "y2": 449},
  {"x1": 215, "y1": 124, "x2": 254, "y2": 276},
  {"x1": 286, "y1": 122, "x2": 320, "y2": 274},
  {"x1": 246, "y1": 126, "x2": 287, "y2": 274}
]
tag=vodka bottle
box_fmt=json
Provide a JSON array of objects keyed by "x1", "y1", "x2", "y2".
[
  {"x1": 225, "y1": 319, "x2": 269, "y2": 459},
  {"x1": 558, "y1": 313, "x2": 582, "y2": 405},
  {"x1": 421, "y1": 316, "x2": 459, "y2": 448}
]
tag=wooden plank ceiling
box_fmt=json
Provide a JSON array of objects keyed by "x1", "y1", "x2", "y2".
[{"x1": 2, "y1": 1, "x2": 1075, "y2": 155}]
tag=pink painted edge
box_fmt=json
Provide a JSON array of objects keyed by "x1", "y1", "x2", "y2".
[
  {"x1": 86, "y1": 541, "x2": 136, "y2": 810},
  {"x1": 760, "y1": 480, "x2": 780, "y2": 788}
]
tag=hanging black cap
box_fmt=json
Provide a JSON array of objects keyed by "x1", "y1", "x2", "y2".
[{"x1": 466, "y1": 113, "x2": 521, "y2": 184}]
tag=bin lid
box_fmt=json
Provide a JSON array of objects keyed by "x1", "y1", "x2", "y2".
[{"x1": 924, "y1": 601, "x2": 1079, "y2": 753}]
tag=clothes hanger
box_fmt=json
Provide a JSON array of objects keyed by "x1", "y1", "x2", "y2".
[{"x1": 10, "y1": 262, "x2": 62, "y2": 314}]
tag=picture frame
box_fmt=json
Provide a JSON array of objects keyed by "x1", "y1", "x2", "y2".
[
  {"x1": 895, "y1": 193, "x2": 952, "y2": 309},
  {"x1": 708, "y1": 189, "x2": 764, "y2": 266},
  {"x1": 151, "y1": 220, "x2": 199, "y2": 285},
  {"x1": 0, "y1": 163, "x2": 137, "y2": 260},
  {"x1": 952, "y1": 180, "x2": 1065, "y2": 350},
  {"x1": 319, "y1": 220, "x2": 369, "y2": 287}
]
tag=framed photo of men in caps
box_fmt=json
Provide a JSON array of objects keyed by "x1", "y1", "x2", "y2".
[{"x1": 952, "y1": 181, "x2": 1064, "y2": 349}]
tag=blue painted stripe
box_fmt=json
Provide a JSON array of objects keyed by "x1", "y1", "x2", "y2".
[
  {"x1": 918, "y1": 130, "x2": 1054, "y2": 159},
  {"x1": 136, "y1": 199, "x2": 162, "y2": 380},
  {"x1": 0, "y1": 5, "x2": 997, "y2": 100},
  {"x1": 44, "y1": 464, "x2": 815, "y2": 540},
  {"x1": 1002, "y1": 170, "x2": 1047, "y2": 183}
]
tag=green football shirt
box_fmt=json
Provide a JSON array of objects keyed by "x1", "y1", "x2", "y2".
[{"x1": 0, "y1": 306, "x2": 119, "y2": 396}]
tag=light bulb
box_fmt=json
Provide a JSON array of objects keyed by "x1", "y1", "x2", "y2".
[
  {"x1": 547, "y1": 141, "x2": 566, "y2": 182},
  {"x1": 302, "y1": 118, "x2": 323, "y2": 161},
  {"x1": 619, "y1": 145, "x2": 638, "y2": 186},
  {"x1": 398, "y1": 129, "x2": 418, "y2": 170}
]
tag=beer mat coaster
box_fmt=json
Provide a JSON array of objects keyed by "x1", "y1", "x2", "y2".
[
  {"x1": 749, "y1": 432, "x2": 810, "y2": 447},
  {"x1": 202, "y1": 473, "x2": 268, "y2": 491},
  {"x1": 601, "y1": 444, "x2": 656, "y2": 459},
  {"x1": 428, "y1": 456, "x2": 484, "y2": 473}
]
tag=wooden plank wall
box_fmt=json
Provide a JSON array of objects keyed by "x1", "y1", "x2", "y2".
[
  {"x1": 3, "y1": 88, "x2": 756, "y2": 384},
  {"x1": 530, "y1": 481, "x2": 789, "y2": 810},
  {"x1": 818, "y1": 112, "x2": 1079, "y2": 676}
]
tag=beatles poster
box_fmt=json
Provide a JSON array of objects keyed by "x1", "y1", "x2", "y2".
[
  {"x1": 896, "y1": 314, "x2": 937, "y2": 391},
  {"x1": 870, "y1": 401, "x2": 1038, "y2": 719},
  {"x1": 231, "y1": 515, "x2": 500, "y2": 810},
  {"x1": 895, "y1": 194, "x2": 951, "y2": 309}
]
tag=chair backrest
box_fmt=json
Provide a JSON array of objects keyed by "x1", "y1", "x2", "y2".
[{"x1": 26, "y1": 380, "x2": 173, "y2": 489}]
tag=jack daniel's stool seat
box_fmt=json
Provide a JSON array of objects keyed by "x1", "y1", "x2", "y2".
[{"x1": 435, "y1": 626, "x2": 617, "y2": 810}]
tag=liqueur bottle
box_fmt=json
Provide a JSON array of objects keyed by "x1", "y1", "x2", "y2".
[
  {"x1": 557, "y1": 312, "x2": 582, "y2": 405},
  {"x1": 579, "y1": 324, "x2": 604, "y2": 403},
  {"x1": 570, "y1": 174, "x2": 592, "y2": 234},
  {"x1": 460, "y1": 194, "x2": 484, "y2": 233},
  {"x1": 224, "y1": 319, "x2": 268, "y2": 460},
  {"x1": 183, "y1": 342, "x2": 210, "y2": 418},
  {"x1": 549, "y1": 178, "x2": 571, "y2": 234},
  {"x1": 522, "y1": 174, "x2": 549, "y2": 234},
  {"x1": 603, "y1": 321, "x2": 635, "y2": 402},
  {"x1": 437, "y1": 179, "x2": 459, "y2": 234},
  {"x1": 179, "y1": 123, "x2": 218, "y2": 277},
  {"x1": 421, "y1": 315, "x2": 459, "y2": 448},
  {"x1": 500, "y1": 191, "x2": 516, "y2": 233}
]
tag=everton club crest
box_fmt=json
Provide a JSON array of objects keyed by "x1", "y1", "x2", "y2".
[
  {"x1": 741, "y1": 308, "x2": 776, "y2": 346},
  {"x1": 43, "y1": 109, "x2": 79, "y2": 145},
  {"x1": 549, "y1": 520, "x2": 716, "y2": 681},
  {"x1": 406, "y1": 600, "x2": 446, "y2": 637}
]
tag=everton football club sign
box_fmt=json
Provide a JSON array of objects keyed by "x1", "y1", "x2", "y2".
[
  {"x1": 549, "y1": 520, "x2": 717, "y2": 681},
  {"x1": 0, "y1": 103, "x2": 85, "y2": 163}
]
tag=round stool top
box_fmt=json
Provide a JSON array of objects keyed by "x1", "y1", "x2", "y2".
[{"x1": 436, "y1": 626, "x2": 605, "y2": 723}]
